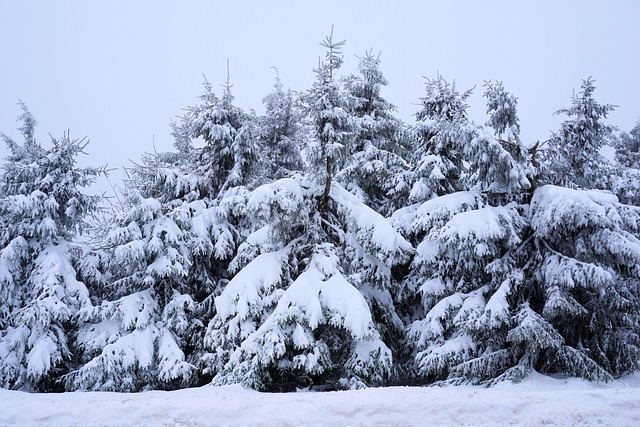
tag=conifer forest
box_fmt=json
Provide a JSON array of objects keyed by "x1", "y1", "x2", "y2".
[{"x1": 2, "y1": 32, "x2": 640, "y2": 394}]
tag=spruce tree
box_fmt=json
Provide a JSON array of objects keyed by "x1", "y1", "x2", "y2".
[
  {"x1": 408, "y1": 75, "x2": 473, "y2": 201},
  {"x1": 203, "y1": 31, "x2": 412, "y2": 391},
  {"x1": 300, "y1": 27, "x2": 354, "y2": 212},
  {"x1": 0, "y1": 104, "x2": 103, "y2": 390},
  {"x1": 542, "y1": 78, "x2": 615, "y2": 189},
  {"x1": 259, "y1": 71, "x2": 305, "y2": 179},
  {"x1": 185, "y1": 77, "x2": 262, "y2": 198},
  {"x1": 396, "y1": 78, "x2": 533, "y2": 385},
  {"x1": 522, "y1": 185, "x2": 640, "y2": 381},
  {"x1": 338, "y1": 51, "x2": 412, "y2": 215},
  {"x1": 613, "y1": 120, "x2": 640, "y2": 206},
  {"x1": 67, "y1": 115, "x2": 238, "y2": 390}
]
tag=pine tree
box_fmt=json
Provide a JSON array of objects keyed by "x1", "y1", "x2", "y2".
[
  {"x1": 0, "y1": 104, "x2": 104, "y2": 390},
  {"x1": 395, "y1": 77, "x2": 533, "y2": 385},
  {"x1": 66, "y1": 153, "x2": 194, "y2": 391},
  {"x1": 615, "y1": 120, "x2": 640, "y2": 169},
  {"x1": 484, "y1": 81, "x2": 521, "y2": 145},
  {"x1": 204, "y1": 174, "x2": 412, "y2": 390},
  {"x1": 300, "y1": 27, "x2": 354, "y2": 212},
  {"x1": 395, "y1": 190, "x2": 528, "y2": 384},
  {"x1": 408, "y1": 75, "x2": 473, "y2": 201}
]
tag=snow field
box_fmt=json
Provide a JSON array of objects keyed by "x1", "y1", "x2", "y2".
[{"x1": 1, "y1": 373, "x2": 639, "y2": 426}]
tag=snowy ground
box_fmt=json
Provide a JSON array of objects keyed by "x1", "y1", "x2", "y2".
[{"x1": 1, "y1": 373, "x2": 639, "y2": 426}]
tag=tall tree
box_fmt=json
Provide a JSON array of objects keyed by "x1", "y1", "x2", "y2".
[
  {"x1": 0, "y1": 104, "x2": 104, "y2": 390},
  {"x1": 66, "y1": 124, "x2": 239, "y2": 390},
  {"x1": 300, "y1": 27, "x2": 354, "y2": 212},
  {"x1": 202, "y1": 32, "x2": 412, "y2": 391},
  {"x1": 396, "y1": 76, "x2": 532, "y2": 385}
]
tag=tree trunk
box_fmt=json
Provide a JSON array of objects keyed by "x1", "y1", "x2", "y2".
[{"x1": 321, "y1": 157, "x2": 332, "y2": 212}]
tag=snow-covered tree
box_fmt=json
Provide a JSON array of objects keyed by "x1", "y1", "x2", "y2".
[
  {"x1": 394, "y1": 190, "x2": 528, "y2": 384},
  {"x1": 523, "y1": 186, "x2": 640, "y2": 381},
  {"x1": 484, "y1": 80, "x2": 521, "y2": 145},
  {"x1": 300, "y1": 27, "x2": 355, "y2": 212},
  {"x1": 66, "y1": 133, "x2": 238, "y2": 390},
  {"x1": 259, "y1": 72, "x2": 305, "y2": 179},
  {"x1": 408, "y1": 75, "x2": 530, "y2": 203},
  {"x1": 542, "y1": 78, "x2": 615, "y2": 189},
  {"x1": 408, "y1": 75, "x2": 472, "y2": 201},
  {"x1": 185, "y1": 77, "x2": 262, "y2": 198},
  {"x1": 0, "y1": 104, "x2": 103, "y2": 390},
  {"x1": 393, "y1": 75, "x2": 535, "y2": 385},
  {"x1": 203, "y1": 174, "x2": 412, "y2": 391},
  {"x1": 202, "y1": 32, "x2": 413, "y2": 391},
  {"x1": 615, "y1": 119, "x2": 640, "y2": 169},
  {"x1": 338, "y1": 51, "x2": 412, "y2": 215},
  {"x1": 612, "y1": 120, "x2": 640, "y2": 206},
  {"x1": 483, "y1": 81, "x2": 533, "y2": 169}
]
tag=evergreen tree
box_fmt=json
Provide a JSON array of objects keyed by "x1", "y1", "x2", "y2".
[
  {"x1": 612, "y1": 120, "x2": 640, "y2": 206},
  {"x1": 522, "y1": 186, "x2": 640, "y2": 381},
  {"x1": 259, "y1": 71, "x2": 305, "y2": 179},
  {"x1": 483, "y1": 81, "x2": 533, "y2": 168},
  {"x1": 66, "y1": 153, "x2": 195, "y2": 391},
  {"x1": 408, "y1": 75, "x2": 473, "y2": 201},
  {"x1": 300, "y1": 27, "x2": 354, "y2": 212},
  {"x1": 0, "y1": 104, "x2": 103, "y2": 390},
  {"x1": 484, "y1": 80, "x2": 521, "y2": 145},
  {"x1": 185, "y1": 77, "x2": 262, "y2": 198},
  {"x1": 67, "y1": 128, "x2": 237, "y2": 391},
  {"x1": 408, "y1": 75, "x2": 530, "y2": 203},
  {"x1": 396, "y1": 77, "x2": 533, "y2": 385},
  {"x1": 204, "y1": 174, "x2": 412, "y2": 390},
  {"x1": 338, "y1": 51, "x2": 412, "y2": 215},
  {"x1": 614, "y1": 119, "x2": 640, "y2": 169},
  {"x1": 203, "y1": 32, "x2": 412, "y2": 391},
  {"x1": 395, "y1": 190, "x2": 528, "y2": 384},
  {"x1": 542, "y1": 78, "x2": 615, "y2": 189}
]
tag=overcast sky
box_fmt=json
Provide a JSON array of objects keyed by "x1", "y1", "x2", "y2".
[{"x1": 1, "y1": 1, "x2": 639, "y2": 195}]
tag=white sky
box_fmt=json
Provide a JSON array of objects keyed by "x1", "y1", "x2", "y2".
[{"x1": 1, "y1": 1, "x2": 639, "y2": 195}]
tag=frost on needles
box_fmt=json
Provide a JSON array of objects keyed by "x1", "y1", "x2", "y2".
[{"x1": 1, "y1": 33, "x2": 639, "y2": 392}]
